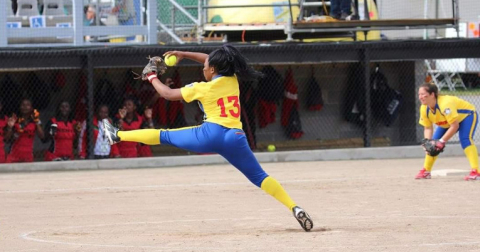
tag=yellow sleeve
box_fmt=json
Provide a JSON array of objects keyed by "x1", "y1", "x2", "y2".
[
  {"x1": 442, "y1": 102, "x2": 459, "y2": 124},
  {"x1": 419, "y1": 106, "x2": 432, "y2": 127},
  {"x1": 180, "y1": 82, "x2": 208, "y2": 103}
]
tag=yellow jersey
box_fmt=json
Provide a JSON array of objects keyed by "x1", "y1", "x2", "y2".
[
  {"x1": 181, "y1": 75, "x2": 242, "y2": 129},
  {"x1": 419, "y1": 95, "x2": 476, "y2": 128}
]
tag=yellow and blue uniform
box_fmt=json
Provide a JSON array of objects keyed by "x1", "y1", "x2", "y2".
[
  {"x1": 118, "y1": 75, "x2": 298, "y2": 211},
  {"x1": 419, "y1": 95, "x2": 477, "y2": 148},
  {"x1": 159, "y1": 75, "x2": 268, "y2": 187},
  {"x1": 419, "y1": 95, "x2": 478, "y2": 171}
]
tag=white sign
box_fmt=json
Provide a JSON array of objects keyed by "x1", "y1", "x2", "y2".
[
  {"x1": 29, "y1": 16, "x2": 46, "y2": 28},
  {"x1": 6, "y1": 22, "x2": 22, "y2": 28},
  {"x1": 56, "y1": 22, "x2": 72, "y2": 39}
]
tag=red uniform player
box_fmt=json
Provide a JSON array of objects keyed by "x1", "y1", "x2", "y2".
[
  {"x1": 6, "y1": 98, "x2": 45, "y2": 163},
  {"x1": 116, "y1": 97, "x2": 154, "y2": 158},
  {"x1": 43, "y1": 101, "x2": 81, "y2": 161}
]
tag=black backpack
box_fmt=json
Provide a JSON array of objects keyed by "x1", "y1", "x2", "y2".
[{"x1": 371, "y1": 66, "x2": 402, "y2": 127}]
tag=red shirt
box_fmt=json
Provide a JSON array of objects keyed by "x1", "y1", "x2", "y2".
[
  {"x1": 11, "y1": 120, "x2": 36, "y2": 154},
  {"x1": 117, "y1": 113, "x2": 145, "y2": 158},
  {"x1": 0, "y1": 116, "x2": 7, "y2": 151},
  {"x1": 0, "y1": 116, "x2": 7, "y2": 162},
  {"x1": 47, "y1": 118, "x2": 77, "y2": 158}
]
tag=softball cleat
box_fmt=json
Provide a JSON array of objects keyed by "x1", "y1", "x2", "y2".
[
  {"x1": 292, "y1": 206, "x2": 313, "y2": 232},
  {"x1": 102, "y1": 119, "x2": 121, "y2": 145}
]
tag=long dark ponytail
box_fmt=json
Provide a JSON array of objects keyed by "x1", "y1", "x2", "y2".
[{"x1": 208, "y1": 44, "x2": 263, "y2": 81}]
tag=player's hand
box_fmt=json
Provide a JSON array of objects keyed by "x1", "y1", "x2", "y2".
[
  {"x1": 144, "y1": 106, "x2": 152, "y2": 119},
  {"x1": 7, "y1": 114, "x2": 17, "y2": 128},
  {"x1": 435, "y1": 140, "x2": 446, "y2": 152},
  {"x1": 74, "y1": 122, "x2": 82, "y2": 132},
  {"x1": 50, "y1": 123, "x2": 58, "y2": 136},
  {"x1": 118, "y1": 107, "x2": 127, "y2": 119},
  {"x1": 163, "y1": 51, "x2": 184, "y2": 64},
  {"x1": 32, "y1": 109, "x2": 41, "y2": 124}
]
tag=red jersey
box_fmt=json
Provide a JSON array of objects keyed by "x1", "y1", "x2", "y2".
[
  {"x1": 116, "y1": 113, "x2": 146, "y2": 158},
  {"x1": 44, "y1": 118, "x2": 77, "y2": 161},
  {"x1": 0, "y1": 116, "x2": 7, "y2": 163},
  {"x1": 7, "y1": 120, "x2": 36, "y2": 163}
]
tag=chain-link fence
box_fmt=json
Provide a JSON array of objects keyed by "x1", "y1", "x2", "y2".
[{"x1": 0, "y1": 40, "x2": 479, "y2": 164}]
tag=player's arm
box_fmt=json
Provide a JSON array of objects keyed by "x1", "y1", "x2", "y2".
[
  {"x1": 148, "y1": 75, "x2": 183, "y2": 101},
  {"x1": 31, "y1": 109, "x2": 45, "y2": 140},
  {"x1": 423, "y1": 126, "x2": 433, "y2": 139},
  {"x1": 4, "y1": 115, "x2": 16, "y2": 142},
  {"x1": 36, "y1": 122, "x2": 45, "y2": 140},
  {"x1": 163, "y1": 51, "x2": 208, "y2": 64},
  {"x1": 440, "y1": 120, "x2": 459, "y2": 142},
  {"x1": 441, "y1": 102, "x2": 460, "y2": 142},
  {"x1": 41, "y1": 119, "x2": 53, "y2": 143}
]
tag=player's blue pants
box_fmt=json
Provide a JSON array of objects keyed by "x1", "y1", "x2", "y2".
[
  {"x1": 160, "y1": 122, "x2": 268, "y2": 187},
  {"x1": 433, "y1": 111, "x2": 478, "y2": 149}
]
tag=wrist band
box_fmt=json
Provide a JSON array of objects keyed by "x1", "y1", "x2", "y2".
[
  {"x1": 439, "y1": 139, "x2": 445, "y2": 143},
  {"x1": 147, "y1": 74, "x2": 158, "y2": 83}
]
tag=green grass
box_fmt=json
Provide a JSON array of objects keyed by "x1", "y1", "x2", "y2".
[{"x1": 441, "y1": 88, "x2": 480, "y2": 96}]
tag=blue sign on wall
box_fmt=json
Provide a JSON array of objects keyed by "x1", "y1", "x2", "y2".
[
  {"x1": 29, "y1": 16, "x2": 46, "y2": 28},
  {"x1": 7, "y1": 22, "x2": 22, "y2": 28}
]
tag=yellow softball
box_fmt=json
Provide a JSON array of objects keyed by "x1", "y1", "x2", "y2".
[{"x1": 164, "y1": 55, "x2": 177, "y2": 66}]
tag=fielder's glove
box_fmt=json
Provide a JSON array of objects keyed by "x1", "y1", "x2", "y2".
[
  {"x1": 133, "y1": 56, "x2": 167, "y2": 81},
  {"x1": 422, "y1": 139, "x2": 445, "y2": 157}
]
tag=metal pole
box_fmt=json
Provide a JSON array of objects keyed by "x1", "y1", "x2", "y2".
[
  {"x1": 203, "y1": 0, "x2": 208, "y2": 24},
  {"x1": 453, "y1": 0, "x2": 459, "y2": 38},
  {"x1": 171, "y1": 7, "x2": 176, "y2": 33},
  {"x1": 202, "y1": 4, "x2": 300, "y2": 8},
  {"x1": 362, "y1": 48, "x2": 372, "y2": 147},
  {"x1": 0, "y1": 1, "x2": 7, "y2": 47},
  {"x1": 423, "y1": 0, "x2": 428, "y2": 40},
  {"x1": 288, "y1": 0, "x2": 294, "y2": 24},
  {"x1": 197, "y1": 0, "x2": 203, "y2": 44},
  {"x1": 147, "y1": 0, "x2": 158, "y2": 44},
  {"x1": 435, "y1": 0, "x2": 439, "y2": 38},
  {"x1": 85, "y1": 53, "x2": 95, "y2": 159},
  {"x1": 73, "y1": 0, "x2": 84, "y2": 46},
  {"x1": 168, "y1": 0, "x2": 200, "y2": 26},
  {"x1": 157, "y1": 20, "x2": 185, "y2": 44}
]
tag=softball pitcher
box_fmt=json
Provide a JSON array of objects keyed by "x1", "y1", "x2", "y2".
[{"x1": 102, "y1": 45, "x2": 313, "y2": 231}]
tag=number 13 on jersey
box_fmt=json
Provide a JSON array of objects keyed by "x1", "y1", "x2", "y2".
[{"x1": 217, "y1": 96, "x2": 240, "y2": 118}]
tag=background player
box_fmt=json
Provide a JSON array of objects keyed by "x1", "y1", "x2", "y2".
[
  {"x1": 102, "y1": 45, "x2": 314, "y2": 231},
  {"x1": 416, "y1": 83, "x2": 479, "y2": 180},
  {"x1": 115, "y1": 97, "x2": 154, "y2": 158},
  {"x1": 43, "y1": 101, "x2": 80, "y2": 161},
  {"x1": 6, "y1": 98, "x2": 44, "y2": 163}
]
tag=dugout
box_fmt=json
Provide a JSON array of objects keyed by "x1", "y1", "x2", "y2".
[{"x1": 0, "y1": 39, "x2": 479, "y2": 160}]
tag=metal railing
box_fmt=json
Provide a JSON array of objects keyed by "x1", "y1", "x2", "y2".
[{"x1": 0, "y1": 0, "x2": 158, "y2": 47}]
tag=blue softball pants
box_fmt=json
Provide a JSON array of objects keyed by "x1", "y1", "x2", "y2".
[
  {"x1": 433, "y1": 111, "x2": 478, "y2": 149},
  {"x1": 159, "y1": 122, "x2": 269, "y2": 187}
]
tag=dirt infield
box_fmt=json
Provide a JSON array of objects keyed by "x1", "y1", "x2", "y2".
[{"x1": 1, "y1": 157, "x2": 479, "y2": 252}]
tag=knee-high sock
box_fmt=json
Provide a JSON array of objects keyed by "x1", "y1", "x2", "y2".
[
  {"x1": 464, "y1": 145, "x2": 479, "y2": 171},
  {"x1": 261, "y1": 176, "x2": 297, "y2": 211},
  {"x1": 423, "y1": 155, "x2": 438, "y2": 172},
  {"x1": 117, "y1": 129, "x2": 161, "y2": 145}
]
